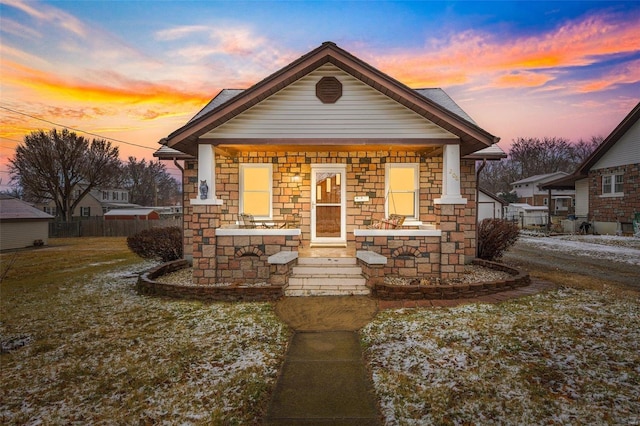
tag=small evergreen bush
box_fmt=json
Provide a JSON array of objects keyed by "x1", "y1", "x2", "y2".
[
  {"x1": 127, "y1": 226, "x2": 183, "y2": 262},
  {"x1": 477, "y1": 219, "x2": 520, "y2": 261}
]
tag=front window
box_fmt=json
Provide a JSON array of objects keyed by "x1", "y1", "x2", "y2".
[
  {"x1": 80, "y1": 207, "x2": 90, "y2": 217},
  {"x1": 240, "y1": 164, "x2": 272, "y2": 218},
  {"x1": 112, "y1": 191, "x2": 119, "y2": 201},
  {"x1": 602, "y1": 174, "x2": 623, "y2": 196},
  {"x1": 386, "y1": 163, "x2": 419, "y2": 219}
]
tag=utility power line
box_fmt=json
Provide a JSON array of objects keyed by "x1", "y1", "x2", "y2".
[{"x1": 0, "y1": 105, "x2": 155, "y2": 150}]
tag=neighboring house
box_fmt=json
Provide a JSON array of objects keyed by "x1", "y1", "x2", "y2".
[
  {"x1": 542, "y1": 102, "x2": 640, "y2": 235},
  {"x1": 478, "y1": 188, "x2": 507, "y2": 221},
  {"x1": 0, "y1": 196, "x2": 53, "y2": 250},
  {"x1": 505, "y1": 203, "x2": 549, "y2": 228},
  {"x1": 36, "y1": 187, "x2": 138, "y2": 219},
  {"x1": 104, "y1": 208, "x2": 160, "y2": 220},
  {"x1": 511, "y1": 172, "x2": 575, "y2": 214},
  {"x1": 156, "y1": 42, "x2": 505, "y2": 289}
]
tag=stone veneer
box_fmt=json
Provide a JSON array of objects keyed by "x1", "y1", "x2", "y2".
[
  {"x1": 182, "y1": 150, "x2": 478, "y2": 285},
  {"x1": 372, "y1": 259, "x2": 531, "y2": 300},
  {"x1": 137, "y1": 260, "x2": 284, "y2": 301}
]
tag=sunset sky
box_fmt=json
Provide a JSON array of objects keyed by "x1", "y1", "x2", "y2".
[{"x1": 1, "y1": 0, "x2": 639, "y2": 191}]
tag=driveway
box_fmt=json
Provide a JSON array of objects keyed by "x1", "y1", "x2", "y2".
[{"x1": 502, "y1": 235, "x2": 640, "y2": 290}]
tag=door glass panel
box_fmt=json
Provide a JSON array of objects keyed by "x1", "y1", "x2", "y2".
[{"x1": 315, "y1": 172, "x2": 342, "y2": 238}]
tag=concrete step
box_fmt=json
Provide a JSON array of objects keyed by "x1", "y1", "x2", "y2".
[
  {"x1": 292, "y1": 265, "x2": 363, "y2": 275},
  {"x1": 285, "y1": 287, "x2": 371, "y2": 297},
  {"x1": 297, "y1": 257, "x2": 357, "y2": 266},
  {"x1": 287, "y1": 256, "x2": 369, "y2": 296}
]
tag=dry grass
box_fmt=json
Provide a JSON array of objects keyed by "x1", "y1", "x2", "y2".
[
  {"x1": 1, "y1": 238, "x2": 290, "y2": 425},
  {"x1": 362, "y1": 288, "x2": 640, "y2": 425}
]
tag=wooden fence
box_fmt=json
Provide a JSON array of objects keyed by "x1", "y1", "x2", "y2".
[{"x1": 49, "y1": 217, "x2": 182, "y2": 238}]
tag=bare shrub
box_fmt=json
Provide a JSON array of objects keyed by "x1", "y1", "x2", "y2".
[
  {"x1": 477, "y1": 219, "x2": 520, "y2": 261},
  {"x1": 127, "y1": 226, "x2": 182, "y2": 262}
]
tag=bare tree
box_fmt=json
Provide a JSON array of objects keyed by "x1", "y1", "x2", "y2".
[
  {"x1": 479, "y1": 136, "x2": 602, "y2": 196},
  {"x1": 122, "y1": 157, "x2": 180, "y2": 206},
  {"x1": 10, "y1": 129, "x2": 121, "y2": 221}
]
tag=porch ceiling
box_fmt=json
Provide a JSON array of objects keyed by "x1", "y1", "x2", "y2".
[{"x1": 211, "y1": 142, "x2": 444, "y2": 157}]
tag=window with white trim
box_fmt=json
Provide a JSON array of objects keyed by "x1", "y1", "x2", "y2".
[
  {"x1": 240, "y1": 164, "x2": 272, "y2": 218},
  {"x1": 386, "y1": 163, "x2": 419, "y2": 220},
  {"x1": 602, "y1": 174, "x2": 623, "y2": 196},
  {"x1": 80, "y1": 207, "x2": 90, "y2": 217}
]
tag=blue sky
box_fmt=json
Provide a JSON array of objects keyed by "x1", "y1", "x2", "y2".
[{"x1": 1, "y1": 0, "x2": 639, "y2": 189}]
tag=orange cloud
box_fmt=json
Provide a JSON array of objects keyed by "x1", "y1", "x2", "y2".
[
  {"x1": 372, "y1": 13, "x2": 640, "y2": 91},
  {"x1": 577, "y1": 59, "x2": 640, "y2": 92},
  {"x1": 494, "y1": 72, "x2": 555, "y2": 88},
  {"x1": 2, "y1": 59, "x2": 211, "y2": 107}
]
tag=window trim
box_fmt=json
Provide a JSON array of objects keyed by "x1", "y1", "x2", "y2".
[
  {"x1": 239, "y1": 163, "x2": 273, "y2": 219},
  {"x1": 601, "y1": 173, "x2": 624, "y2": 197},
  {"x1": 385, "y1": 163, "x2": 420, "y2": 221}
]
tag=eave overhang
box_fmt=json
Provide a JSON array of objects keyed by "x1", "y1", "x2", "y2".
[{"x1": 164, "y1": 42, "x2": 499, "y2": 157}]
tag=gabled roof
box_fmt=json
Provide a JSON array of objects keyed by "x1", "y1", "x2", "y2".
[
  {"x1": 479, "y1": 188, "x2": 508, "y2": 205},
  {"x1": 163, "y1": 41, "x2": 499, "y2": 156},
  {"x1": 542, "y1": 102, "x2": 640, "y2": 190},
  {"x1": 0, "y1": 196, "x2": 54, "y2": 220},
  {"x1": 511, "y1": 172, "x2": 569, "y2": 186}
]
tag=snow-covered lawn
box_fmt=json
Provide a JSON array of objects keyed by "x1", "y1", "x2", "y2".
[
  {"x1": 519, "y1": 233, "x2": 640, "y2": 266},
  {"x1": 362, "y1": 287, "x2": 640, "y2": 424},
  {"x1": 0, "y1": 262, "x2": 290, "y2": 425}
]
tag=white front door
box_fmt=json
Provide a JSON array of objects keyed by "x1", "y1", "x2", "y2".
[{"x1": 311, "y1": 165, "x2": 347, "y2": 246}]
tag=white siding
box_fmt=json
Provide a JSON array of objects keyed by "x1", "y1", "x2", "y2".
[
  {"x1": 0, "y1": 221, "x2": 49, "y2": 250},
  {"x1": 478, "y1": 191, "x2": 503, "y2": 221},
  {"x1": 204, "y1": 63, "x2": 458, "y2": 140},
  {"x1": 593, "y1": 119, "x2": 640, "y2": 169},
  {"x1": 575, "y1": 178, "x2": 589, "y2": 217}
]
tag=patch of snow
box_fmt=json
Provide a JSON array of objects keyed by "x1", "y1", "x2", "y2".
[{"x1": 518, "y1": 235, "x2": 640, "y2": 266}]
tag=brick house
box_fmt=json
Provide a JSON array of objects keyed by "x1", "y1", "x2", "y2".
[
  {"x1": 157, "y1": 42, "x2": 504, "y2": 293},
  {"x1": 542, "y1": 102, "x2": 640, "y2": 235},
  {"x1": 511, "y1": 172, "x2": 575, "y2": 215}
]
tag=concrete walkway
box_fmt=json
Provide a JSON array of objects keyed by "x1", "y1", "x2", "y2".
[
  {"x1": 264, "y1": 331, "x2": 381, "y2": 425},
  {"x1": 265, "y1": 280, "x2": 556, "y2": 425}
]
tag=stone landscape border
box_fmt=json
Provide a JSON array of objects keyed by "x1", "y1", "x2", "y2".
[
  {"x1": 372, "y1": 259, "x2": 531, "y2": 300},
  {"x1": 137, "y1": 258, "x2": 530, "y2": 302},
  {"x1": 137, "y1": 259, "x2": 284, "y2": 302}
]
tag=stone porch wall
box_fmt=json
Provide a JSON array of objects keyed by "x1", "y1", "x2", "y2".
[
  {"x1": 354, "y1": 229, "x2": 442, "y2": 278},
  {"x1": 183, "y1": 152, "x2": 477, "y2": 281},
  {"x1": 215, "y1": 229, "x2": 299, "y2": 285}
]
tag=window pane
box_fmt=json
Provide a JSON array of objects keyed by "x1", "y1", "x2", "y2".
[
  {"x1": 243, "y1": 192, "x2": 270, "y2": 216},
  {"x1": 602, "y1": 176, "x2": 612, "y2": 193},
  {"x1": 614, "y1": 175, "x2": 623, "y2": 193},
  {"x1": 389, "y1": 168, "x2": 415, "y2": 191},
  {"x1": 244, "y1": 167, "x2": 270, "y2": 191},
  {"x1": 389, "y1": 192, "x2": 415, "y2": 216}
]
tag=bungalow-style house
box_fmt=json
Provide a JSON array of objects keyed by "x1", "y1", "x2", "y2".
[
  {"x1": 542, "y1": 102, "x2": 640, "y2": 235},
  {"x1": 156, "y1": 42, "x2": 504, "y2": 294},
  {"x1": 511, "y1": 172, "x2": 575, "y2": 215},
  {"x1": 0, "y1": 196, "x2": 53, "y2": 250}
]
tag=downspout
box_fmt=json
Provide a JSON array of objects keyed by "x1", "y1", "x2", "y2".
[
  {"x1": 475, "y1": 158, "x2": 487, "y2": 258},
  {"x1": 173, "y1": 158, "x2": 186, "y2": 262}
]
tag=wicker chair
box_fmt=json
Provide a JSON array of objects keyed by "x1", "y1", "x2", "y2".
[
  {"x1": 238, "y1": 213, "x2": 257, "y2": 228},
  {"x1": 368, "y1": 214, "x2": 405, "y2": 229}
]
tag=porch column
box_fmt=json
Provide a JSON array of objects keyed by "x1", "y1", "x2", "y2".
[
  {"x1": 191, "y1": 144, "x2": 223, "y2": 205},
  {"x1": 434, "y1": 144, "x2": 467, "y2": 205}
]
